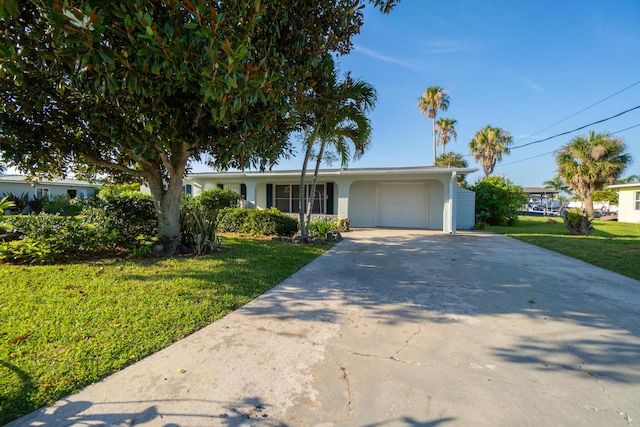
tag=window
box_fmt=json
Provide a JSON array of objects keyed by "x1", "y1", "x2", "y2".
[
  {"x1": 217, "y1": 184, "x2": 224, "y2": 189},
  {"x1": 35, "y1": 187, "x2": 49, "y2": 200},
  {"x1": 275, "y1": 184, "x2": 300, "y2": 213},
  {"x1": 183, "y1": 184, "x2": 193, "y2": 195},
  {"x1": 635, "y1": 191, "x2": 640, "y2": 211},
  {"x1": 66, "y1": 189, "x2": 77, "y2": 198},
  {"x1": 274, "y1": 184, "x2": 326, "y2": 214}
]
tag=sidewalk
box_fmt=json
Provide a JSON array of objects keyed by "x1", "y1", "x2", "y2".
[{"x1": 9, "y1": 229, "x2": 640, "y2": 426}]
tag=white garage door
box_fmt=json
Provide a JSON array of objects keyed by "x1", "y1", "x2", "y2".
[{"x1": 376, "y1": 183, "x2": 429, "y2": 228}]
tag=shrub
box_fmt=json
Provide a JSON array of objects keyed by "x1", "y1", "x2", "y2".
[
  {"x1": 216, "y1": 207, "x2": 250, "y2": 233},
  {"x1": 0, "y1": 237, "x2": 56, "y2": 264},
  {"x1": 96, "y1": 183, "x2": 142, "y2": 199},
  {"x1": 181, "y1": 209, "x2": 219, "y2": 255},
  {"x1": 85, "y1": 191, "x2": 157, "y2": 244},
  {"x1": 471, "y1": 176, "x2": 527, "y2": 226},
  {"x1": 562, "y1": 208, "x2": 594, "y2": 236},
  {"x1": 1, "y1": 192, "x2": 29, "y2": 213},
  {"x1": 3, "y1": 214, "x2": 114, "y2": 263},
  {"x1": 42, "y1": 194, "x2": 84, "y2": 216},
  {"x1": 217, "y1": 208, "x2": 298, "y2": 236},
  {"x1": 197, "y1": 188, "x2": 241, "y2": 212},
  {"x1": 308, "y1": 218, "x2": 338, "y2": 238}
]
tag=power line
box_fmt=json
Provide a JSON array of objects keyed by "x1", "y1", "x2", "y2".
[
  {"x1": 511, "y1": 105, "x2": 640, "y2": 150},
  {"x1": 494, "y1": 122, "x2": 640, "y2": 170},
  {"x1": 513, "y1": 79, "x2": 640, "y2": 145},
  {"x1": 612, "y1": 123, "x2": 640, "y2": 134}
]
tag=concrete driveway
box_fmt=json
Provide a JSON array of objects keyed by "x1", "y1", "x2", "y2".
[{"x1": 9, "y1": 229, "x2": 640, "y2": 427}]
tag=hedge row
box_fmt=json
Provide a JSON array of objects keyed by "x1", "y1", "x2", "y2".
[{"x1": 217, "y1": 207, "x2": 298, "y2": 236}]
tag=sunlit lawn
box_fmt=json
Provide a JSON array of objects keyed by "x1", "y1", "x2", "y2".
[
  {"x1": 0, "y1": 236, "x2": 329, "y2": 425},
  {"x1": 489, "y1": 216, "x2": 640, "y2": 280}
]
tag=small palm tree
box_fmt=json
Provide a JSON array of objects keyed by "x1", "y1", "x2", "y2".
[
  {"x1": 299, "y1": 58, "x2": 375, "y2": 240},
  {"x1": 435, "y1": 152, "x2": 468, "y2": 185},
  {"x1": 555, "y1": 130, "x2": 631, "y2": 216},
  {"x1": 616, "y1": 174, "x2": 640, "y2": 184},
  {"x1": 435, "y1": 117, "x2": 457, "y2": 156},
  {"x1": 418, "y1": 86, "x2": 449, "y2": 165},
  {"x1": 469, "y1": 125, "x2": 513, "y2": 177},
  {"x1": 543, "y1": 176, "x2": 570, "y2": 193}
]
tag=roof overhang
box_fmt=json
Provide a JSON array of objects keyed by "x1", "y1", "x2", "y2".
[{"x1": 187, "y1": 166, "x2": 478, "y2": 179}]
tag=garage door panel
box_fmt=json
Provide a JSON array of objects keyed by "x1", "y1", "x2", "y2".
[{"x1": 376, "y1": 183, "x2": 428, "y2": 228}]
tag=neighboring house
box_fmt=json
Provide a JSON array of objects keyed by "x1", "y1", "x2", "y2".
[
  {"x1": 0, "y1": 175, "x2": 99, "y2": 201},
  {"x1": 182, "y1": 166, "x2": 478, "y2": 232},
  {"x1": 607, "y1": 182, "x2": 640, "y2": 223}
]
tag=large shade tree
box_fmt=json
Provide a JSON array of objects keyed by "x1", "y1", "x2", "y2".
[
  {"x1": 469, "y1": 125, "x2": 513, "y2": 177},
  {"x1": 417, "y1": 86, "x2": 449, "y2": 165},
  {"x1": 298, "y1": 56, "x2": 375, "y2": 240},
  {"x1": 0, "y1": 0, "x2": 397, "y2": 255},
  {"x1": 555, "y1": 130, "x2": 631, "y2": 216}
]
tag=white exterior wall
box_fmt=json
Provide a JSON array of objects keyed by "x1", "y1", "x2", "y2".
[
  {"x1": 456, "y1": 187, "x2": 476, "y2": 230},
  {"x1": 618, "y1": 187, "x2": 640, "y2": 223},
  {"x1": 347, "y1": 181, "x2": 377, "y2": 226},
  {"x1": 0, "y1": 177, "x2": 98, "y2": 200},
  {"x1": 181, "y1": 167, "x2": 477, "y2": 233}
]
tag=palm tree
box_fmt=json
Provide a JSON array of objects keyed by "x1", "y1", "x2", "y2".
[
  {"x1": 435, "y1": 152, "x2": 468, "y2": 185},
  {"x1": 543, "y1": 176, "x2": 570, "y2": 193},
  {"x1": 555, "y1": 130, "x2": 631, "y2": 216},
  {"x1": 616, "y1": 174, "x2": 640, "y2": 184},
  {"x1": 418, "y1": 86, "x2": 449, "y2": 165},
  {"x1": 298, "y1": 58, "x2": 376, "y2": 240},
  {"x1": 435, "y1": 117, "x2": 457, "y2": 156},
  {"x1": 435, "y1": 152, "x2": 467, "y2": 168},
  {"x1": 469, "y1": 125, "x2": 513, "y2": 177}
]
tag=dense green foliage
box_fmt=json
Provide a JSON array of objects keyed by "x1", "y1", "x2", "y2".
[
  {"x1": 0, "y1": 236, "x2": 329, "y2": 425},
  {"x1": 0, "y1": 0, "x2": 397, "y2": 255},
  {"x1": 488, "y1": 216, "x2": 640, "y2": 280},
  {"x1": 183, "y1": 188, "x2": 240, "y2": 215},
  {"x1": 2, "y1": 214, "x2": 113, "y2": 263},
  {"x1": 89, "y1": 192, "x2": 158, "y2": 244},
  {"x1": 42, "y1": 194, "x2": 84, "y2": 216},
  {"x1": 308, "y1": 218, "x2": 339, "y2": 239},
  {"x1": 1, "y1": 192, "x2": 158, "y2": 263},
  {"x1": 217, "y1": 207, "x2": 298, "y2": 236},
  {"x1": 472, "y1": 176, "x2": 527, "y2": 226}
]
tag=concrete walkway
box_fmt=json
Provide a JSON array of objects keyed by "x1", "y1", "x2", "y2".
[{"x1": 9, "y1": 229, "x2": 640, "y2": 427}]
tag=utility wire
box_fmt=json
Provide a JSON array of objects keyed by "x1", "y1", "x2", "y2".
[
  {"x1": 496, "y1": 122, "x2": 640, "y2": 168},
  {"x1": 511, "y1": 105, "x2": 640, "y2": 150},
  {"x1": 513, "y1": 79, "x2": 640, "y2": 145}
]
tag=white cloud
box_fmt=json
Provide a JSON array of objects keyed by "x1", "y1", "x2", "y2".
[
  {"x1": 353, "y1": 44, "x2": 425, "y2": 70},
  {"x1": 522, "y1": 78, "x2": 544, "y2": 93}
]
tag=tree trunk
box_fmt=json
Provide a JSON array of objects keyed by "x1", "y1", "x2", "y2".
[
  {"x1": 583, "y1": 193, "x2": 595, "y2": 217},
  {"x1": 298, "y1": 141, "x2": 313, "y2": 241},
  {"x1": 305, "y1": 140, "x2": 326, "y2": 232},
  {"x1": 432, "y1": 116, "x2": 437, "y2": 166},
  {"x1": 144, "y1": 154, "x2": 189, "y2": 256}
]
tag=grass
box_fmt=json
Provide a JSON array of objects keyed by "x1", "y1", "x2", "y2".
[
  {"x1": 0, "y1": 236, "x2": 329, "y2": 425},
  {"x1": 488, "y1": 216, "x2": 640, "y2": 280}
]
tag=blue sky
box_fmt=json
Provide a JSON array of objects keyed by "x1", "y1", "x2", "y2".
[{"x1": 271, "y1": 0, "x2": 640, "y2": 187}]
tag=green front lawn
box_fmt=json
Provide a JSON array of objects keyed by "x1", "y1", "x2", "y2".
[
  {"x1": 0, "y1": 236, "x2": 328, "y2": 425},
  {"x1": 489, "y1": 216, "x2": 640, "y2": 280}
]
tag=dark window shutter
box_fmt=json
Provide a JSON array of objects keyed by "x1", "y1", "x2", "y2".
[
  {"x1": 266, "y1": 184, "x2": 273, "y2": 208},
  {"x1": 326, "y1": 182, "x2": 334, "y2": 214},
  {"x1": 217, "y1": 184, "x2": 224, "y2": 189},
  {"x1": 240, "y1": 184, "x2": 247, "y2": 199}
]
